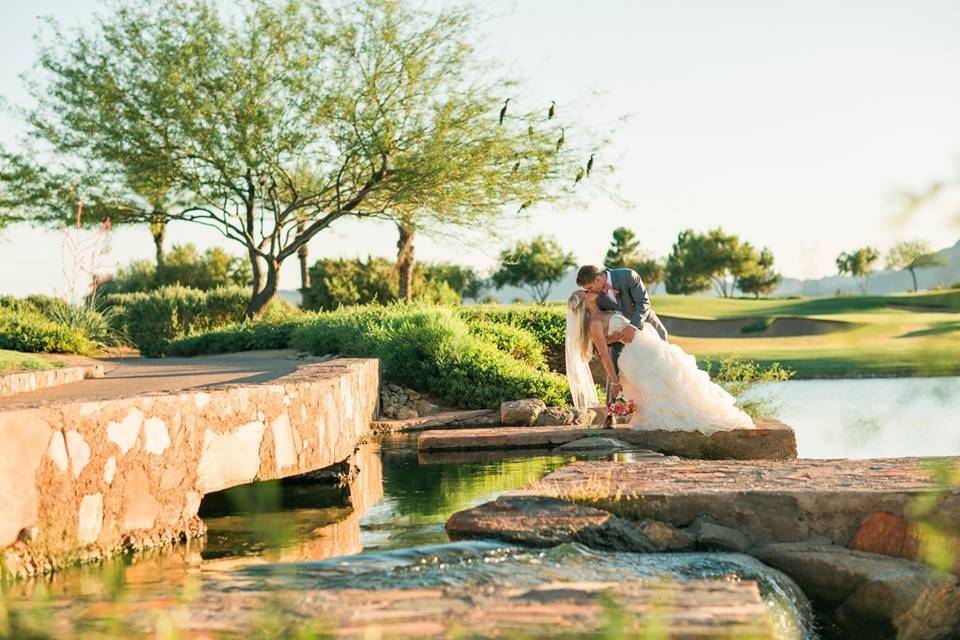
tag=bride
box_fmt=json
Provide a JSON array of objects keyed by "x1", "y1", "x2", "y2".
[{"x1": 565, "y1": 290, "x2": 753, "y2": 433}]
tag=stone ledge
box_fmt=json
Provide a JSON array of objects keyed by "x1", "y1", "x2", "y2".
[
  {"x1": 0, "y1": 364, "x2": 104, "y2": 399},
  {"x1": 371, "y1": 409, "x2": 498, "y2": 433},
  {"x1": 418, "y1": 418, "x2": 797, "y2": 460},
  {"x1": 0, "y1": 357, "x2": 379, "y2": 577}
]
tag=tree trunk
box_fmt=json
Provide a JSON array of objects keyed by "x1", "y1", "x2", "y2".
[
  {"x1": 296, "y1": 220, "x2": 311, "y2": 292},
  {"x1": 246, "y1": 258, "x2": 279, "y2": 318},
  {"x1": 396, "y1": 223, "x2": 416, "y2": 303},
  {"x1": 150, "y1": 218, "x2": 166, "y2": 268},
  {"x1": 909, "y1": 267, "x2": 918, "y2": 292}
]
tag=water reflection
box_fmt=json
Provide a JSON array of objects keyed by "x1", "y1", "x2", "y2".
[{"x1": 745, "y1": 376, "x2": 960, "y2": 458}]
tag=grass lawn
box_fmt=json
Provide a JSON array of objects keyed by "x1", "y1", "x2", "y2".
[
  {"x1": 652, "y1": 290, "x2": 960, "y2": 377},
  {"x1": 0, "y1": 350, "x2": 58, "y2": 375}
]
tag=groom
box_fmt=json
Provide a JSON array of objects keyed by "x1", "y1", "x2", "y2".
[{"x1": 576, "y1": 265, "x2": 668, "y2": 404}]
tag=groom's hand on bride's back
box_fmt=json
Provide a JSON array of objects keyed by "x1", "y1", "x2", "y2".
[{"x1": 620, "y1": 325, "x2": 638, "y2": 343}]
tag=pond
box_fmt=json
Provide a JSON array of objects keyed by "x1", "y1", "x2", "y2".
[
  {"x1": 747, "y1": 376, "x2": 960, "y2": 458},
  {"x1": 6, "y1": 376, "x2": 955, "y2": 638}
]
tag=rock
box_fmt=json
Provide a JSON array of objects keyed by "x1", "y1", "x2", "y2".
[
  {"x1": 415, "y1": 399, "x2": 436, "y2": 416},
  {"x1": 447, "y1": 496, "x2": 655, "y2": 552},
  {"x1": 638, "y1": 520, "x2": 695, "y2": 552},
  {"x1": 500, "y1": 399, "x2": 546, "y2": 426},
  {"x1": 535, "y1": 407, "x2": 576, "y2": 426},
  {"x1": 572, "y1": 408, "x2": 598, "y2": 426},
  {"x1": 554, "y1": 437, "x2": 632, "y2": 453},
  {"x1": 387, "y1": 384, "x2": 401, "y2": 392},
  {"x1": 754, "y1": 543, "x2": 960, "y2": 640},
  {"x1": 697, "y1": 522, "x2": 751, "y2": 553},
  {"x1": 395, "y1": 407, "x2": 418, "y2": 420}
]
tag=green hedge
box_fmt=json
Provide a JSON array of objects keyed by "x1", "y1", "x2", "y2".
[
  {"x1": 106, "y1": 286, "x2": 249, "y2": 357},
  {"x1": 458, "y1": 305, "x2": 566, "y2": 369},
  {"x1": 0, "y1": 308, "x2": 95, "y2": 355},
  {"x1": 166, "y1": 316, "x2": 310, "y2": 357},
  {"x1": 466, "y1": 320, "x2": 546, "y2": 370},
  {"x1": 290, "y1": 305, "x2": 569, "y2": 409}
]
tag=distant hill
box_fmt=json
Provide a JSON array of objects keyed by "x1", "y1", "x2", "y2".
[{"x1": 482, "y1": 239, "x2": 960, "y2": 303}]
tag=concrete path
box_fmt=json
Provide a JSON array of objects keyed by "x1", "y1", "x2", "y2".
[{"x1": 0, "y1": 350, "x2": 304, "y2": 407}]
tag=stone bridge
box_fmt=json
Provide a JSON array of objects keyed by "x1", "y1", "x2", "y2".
[{"x1": 0, "y1": 355, "x2": 379, "y2": 577}]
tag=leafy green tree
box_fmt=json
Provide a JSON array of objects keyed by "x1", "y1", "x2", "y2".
[
  {"x1": 836, "y1": 247, "x2": 881, "y2": 294},
  {"x1": 633, "y1": 256, "x2": 667, "y2": 289},
  {"x1": 736, "y1": 248, "x2": 781, "y2": 298},
  {"x1": 886, "y1": 240, "x2": 947, "y2": 292},
  {"x1": 491, "y1": 236, "x2": 575, "y2": 304},
  {"x1": 604, "y1": 227, "x2": 641, "y2": 268},
  {"x1": 664, "y1": 228, "x2": 759, "y2": 297},
  {"x1": 2, "y1": 0, "x2": 599, "y2": 317}
]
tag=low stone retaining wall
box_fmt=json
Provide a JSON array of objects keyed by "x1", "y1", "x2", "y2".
[
  {"x1": 0, "y1": 364, "x2": 104, "y2": 398},
  {"x1": 0, "y1": 358, "x2": 379, "y2": 577}
]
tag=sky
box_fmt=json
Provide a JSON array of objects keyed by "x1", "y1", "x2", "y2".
[{"x1": 1, "y1": 0, "x2": 959, "y2": 296}]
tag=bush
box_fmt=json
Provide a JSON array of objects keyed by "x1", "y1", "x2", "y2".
[
  {"x1": 0, "y1": 308, "x2": 95, "y2": 355},
  {"x1": 108, "y1": 286, "x2": 249, "y2": 356},
  {"x1": 291, "y1": 305, "x2": 569, "y2": 409},
  {"x1": 703, "y1": 357, "x2": 794, "y2": 419},
  {"x1": 166, "y1": 315, "x2": 310, "y2": 357},
  {"x1": 458, "y1": 305, "x2": 566, "y2": 369},
  {"x1": 466, "y1": 320, "x2": 546, "y2": 369},
  {"x1": 98, "y1": 244, "x2": 251, "y2": 295}
]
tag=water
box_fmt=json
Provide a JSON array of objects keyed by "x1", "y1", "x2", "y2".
[
  {"x1": 10, "y1": 376, "x2": 954, "y2": 637},
  {"x1": 746, "y1": 376, "x2": 960, "y2": 458}
]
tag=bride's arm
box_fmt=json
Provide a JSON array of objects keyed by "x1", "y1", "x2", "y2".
[{"x1": 589, "y1": 320, "x2": 620, "y2": 386}]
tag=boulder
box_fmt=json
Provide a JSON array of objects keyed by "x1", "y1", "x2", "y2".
[
  {"x1": 394, "y1": 407, "x2": 417, "y2": 420},
  {"x1": 446, "y1": 496, "x2": 655, "y2": 552},
  {"x1": 534, "y1": 407, "x2": 575, "y2": 427},
  {"x1": 638, "y1": 520, "x2": 695, "y2": 552},
  {"x1": 500, "y1": 399, "x2": 546, "y2": 426},
  {"x1": 754, "y1": 543, "x2": 960, "y2": 640},
  {"x1": 697, "y1": 523, "x2": 751, "y2": 553}
]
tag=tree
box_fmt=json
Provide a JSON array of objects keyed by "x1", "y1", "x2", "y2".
[
  {"x1": 3, "y1": 0, "x2": 598, "y2": 317},
  {"x1": 492, "y1": 236, "x2": 575, "y2": 304},
  {"x1": 836, "y1": 247, "x2": 880, "y2": 294},
  {"x1": 664, "y1": 228, "x2": 759, "y2": 297},
  {"x1": 885, "y1": 240, "x2": 947, "y2": 292},
  {"x1": 98, "y1": 244, "x2": 251, "y2": 295},
  {"x1": 736, "y1": 248, "x2": 781, "y2": 298},
  {"x1": 633, "y1": 256, "x2": 666, "y2": 290},
  {"x1": 604, "y1": 227, "x2": 641, "y2": 268}
]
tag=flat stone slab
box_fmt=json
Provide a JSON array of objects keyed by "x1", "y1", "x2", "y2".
[
  {"x1": 514, "y1": 457, "x2": 960, "y2": 549},
  {"x1": 418, "y1": 418, "x2": 797, "y2": 460},
  {"x1": 371, "y1": 409, "x2": 497, "y2": 433},
  {"x1": 56, "y1": 580, "x2": 776, "y2": 638}
]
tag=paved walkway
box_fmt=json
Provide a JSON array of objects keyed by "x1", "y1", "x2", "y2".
[{"x1": 0, "y1": 350, "x2": 304, "y2": 407}]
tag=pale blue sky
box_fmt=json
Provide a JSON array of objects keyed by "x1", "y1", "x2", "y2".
[{"x1": 1, "y1": 0, "x2": 959, "y2": 296}]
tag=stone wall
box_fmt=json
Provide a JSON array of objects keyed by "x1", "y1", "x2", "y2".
[
  {"x1": 0, "y1": 364, "x2": 104, "y2": 398},
  {"x1": 0, "y1": 358, "x2": 379, "y2": 577}
]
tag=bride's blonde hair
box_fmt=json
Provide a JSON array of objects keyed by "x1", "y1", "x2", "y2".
[{"x1": 567, "y1": 292, "x2": 593, "y2": 361}]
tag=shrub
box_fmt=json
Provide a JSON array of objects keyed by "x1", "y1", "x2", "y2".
[
  {"x1": 108, "y1": 286, "x2": 249, "y2": 356},
  {"x1": 458, "y1": 305, "x2": 566, "y2": 369},
  {"x1": 97, "y1": 244, "x2": 251, "y2": 295},
  {"x1": 291, "y1": 305, "x2": 569, "y2": 409},
  {"x1": 0, "y1": 308, "x2": 95, "y2": 355},
  {"x1": 166, "y1": 315, "x2": 310, "y2": 357},
  {"x1": 466, "y1": 320, "x2": 546, "y2": 369},
  {"x1": 703, "y1": 357, "x2": 794, "y2": 419}
]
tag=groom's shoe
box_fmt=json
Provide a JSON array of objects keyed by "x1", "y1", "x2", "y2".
[{"x1": 603, "y1": 414, "x2": 614, "y2": 429}]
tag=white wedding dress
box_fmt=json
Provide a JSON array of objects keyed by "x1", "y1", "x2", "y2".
[{"x1": 608, "y1": 313, "x2": 754, "y2": 434}]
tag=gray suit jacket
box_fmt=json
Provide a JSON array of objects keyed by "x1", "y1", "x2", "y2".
[{"x1": 597, "y1": 268, "x2": 668, "y2": 342}]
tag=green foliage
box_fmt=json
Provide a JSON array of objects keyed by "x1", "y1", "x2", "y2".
[
  {"x1": 665, "y1": 228, "x2": 776, "y2": 298},
  {"x1": 99, "y1": 244, "x2": 251, "y2": 295},
  {"x1": 466, "y1": 320, "x2": 546, "y2": 369},
  {"x1": 301, "y1": 257, "x2": 467, "y2": 311},
  {"x1": 5, "y1": 0, "x2": 601, "y2": 317},
  {"x1": 491, "y1": 236, "x2": 576, "y2": 303},
  {"x1": 736, "y1": 247, "x2": 782, "y2": 298},
  {"x1": 0, "y1": 307, "x2": 95, "y2": 355},
  {"x1": 836, "y1": 246, "x2": 881, "y2": 294},
  {"x1": 703, "y1": 357, "x2": 794, "y2": 418},
  {"x1": 107, "y1": 286, "x2": 250, "y2": 357},
  {"x1": 291, "y1": 305, "x2": 569, "y2": 409},
  {"x1": 886, "y1": 240, "x2": 948, "y2": 292},
  {"x1": 458, "y1": 305, "x2": 567, "y2": 368},
  {"x1": 604, "y1": 227, "x2": 666, "y2": 288},
  {"x1": 166, "y1": 315, "x2": 310, "y2": 357}
]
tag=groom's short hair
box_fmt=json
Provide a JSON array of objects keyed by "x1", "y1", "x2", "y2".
[{"x1": 576, "y1": 265, "x2": 604, "y2": 286}]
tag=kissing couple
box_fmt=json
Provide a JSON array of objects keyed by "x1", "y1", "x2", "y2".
[{"x1": 566, "y1": 265, "x2": 753, "y2": 433}]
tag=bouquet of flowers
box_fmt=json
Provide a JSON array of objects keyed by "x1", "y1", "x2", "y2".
[{"x1": 607, "y1": 395, "x2": 638, "y2": 418}]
